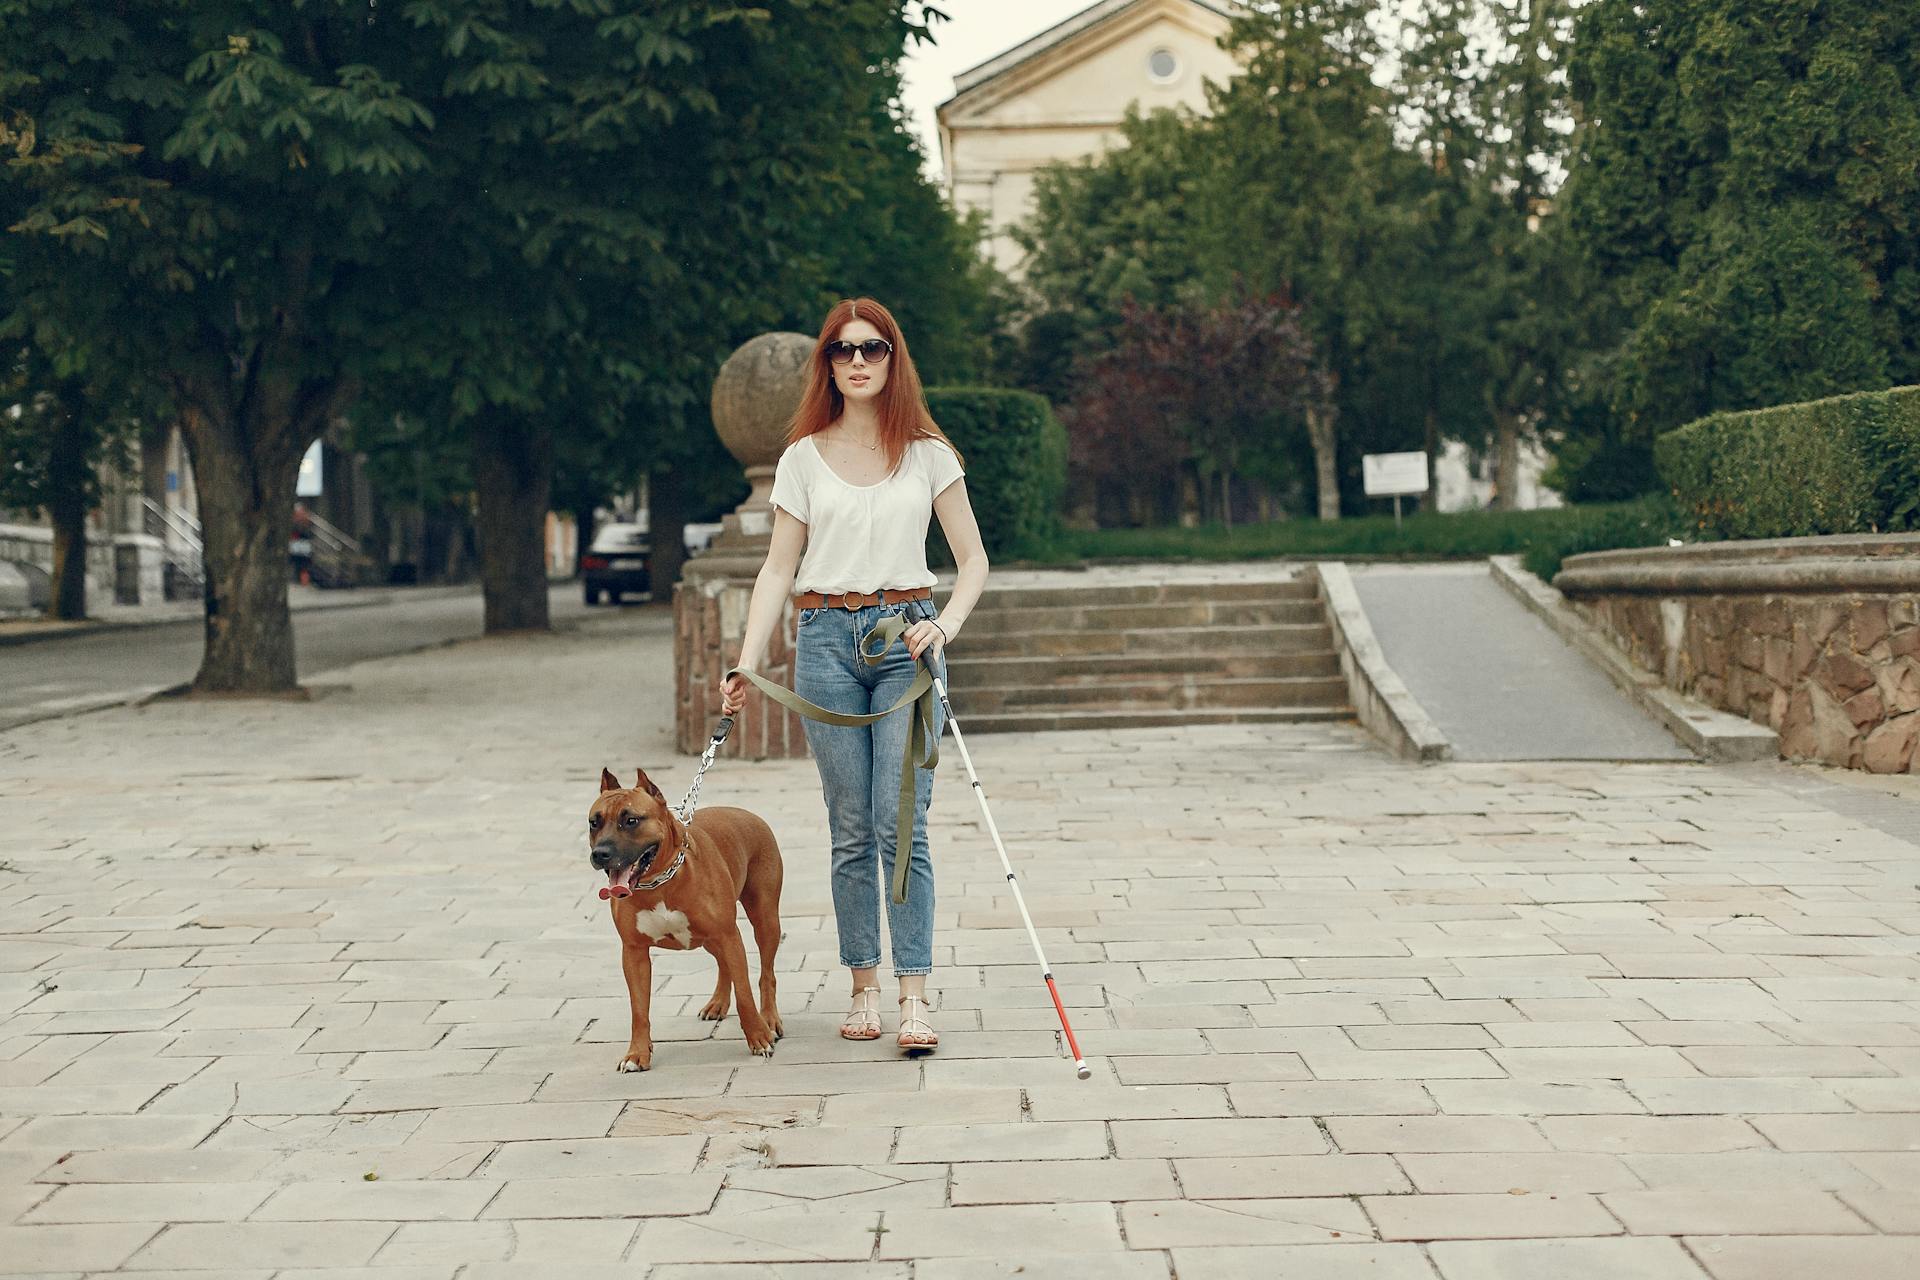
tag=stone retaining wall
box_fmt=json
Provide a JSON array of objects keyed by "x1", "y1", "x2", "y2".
[
  {"x1": 0, "y1": 522, "x2": 165, "y2": 613},
  {"x1": 1312, "y1": 562, "x2": 1450, "y2": 762},
  {"x1": 1555, "y1": 534, "x2": 1920, "y2": 773}
]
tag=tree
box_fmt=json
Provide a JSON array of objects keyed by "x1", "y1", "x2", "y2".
[
  {"x1": 1562, "y1": 0, "x2": 1920, "y2": 441},
  {"x1": 354, "y1": 1, "x2": 948, "y2": 633},
  {"x1": 0, "y1": 346, "x2": 136, "y2": 619},
  {"x1": 1067, "y1": 292, "x2": 1329, "y2": 527},
  {"x1": 1391, "y1": 0, "x2": 1520, "y2": 502},
  {"x1": 1195, "y1": 0, "x2": 1404, "y2": 520},
  {"x1": 5, "y1": 3, "x2": 463, "y2": 687},
  {"x1": 1473, "y1": 0, "x2": 1578, "y2": 510},
  {"x1": 3, "y1": 1, "x2": 947, "y2": 674},
  {"x1": 1015, "y1": 105, "x2": 1212, "y2": 371}
]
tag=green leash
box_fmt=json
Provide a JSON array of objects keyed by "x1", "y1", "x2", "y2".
[{"x1": 724, "y1": 612, "x2": 940, "y2": 904}]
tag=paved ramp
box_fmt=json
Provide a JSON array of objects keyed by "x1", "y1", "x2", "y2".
[{"x1": 1352, "y1": 563, "x2": 1691, "y2": 761}]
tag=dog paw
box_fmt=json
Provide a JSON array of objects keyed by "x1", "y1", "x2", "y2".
[
  {"x1": 616, "y1": 1054, "x2": 651, "y2": 1073},
  {"x1": 697, "y1": 1000, "x2": 729, "y2": 1021},
  {"x1": 746, "y1": 1035, "x2": 776, "y2": 1058}
]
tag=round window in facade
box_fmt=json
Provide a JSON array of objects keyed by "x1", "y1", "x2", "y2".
[{"x1": 1147, "y1": 48, "x2": 1180, "y2": 84}]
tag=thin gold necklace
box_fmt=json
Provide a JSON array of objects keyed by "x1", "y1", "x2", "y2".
[{"x1": 834, "y1": 427, "x2": 880, "y2": 451}]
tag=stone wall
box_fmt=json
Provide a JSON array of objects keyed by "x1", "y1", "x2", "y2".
[
  {"x1": 0, "y1": 522, "x2": 165, "y2": 613},
  {"x1": 672, "y1": 561, "x2": 809, "y2": 760},
  {"x1": 1555, "y1": 535, "x2": 1920, "y2": 773}
]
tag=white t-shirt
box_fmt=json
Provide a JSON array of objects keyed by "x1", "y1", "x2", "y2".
[{"x1": 769, "y1": 434, "x2": 965, "y2": 594}]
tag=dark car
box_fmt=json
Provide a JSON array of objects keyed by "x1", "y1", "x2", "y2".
[{"x1": 581, "y1": 523, "x2": 651, "y2": 604}]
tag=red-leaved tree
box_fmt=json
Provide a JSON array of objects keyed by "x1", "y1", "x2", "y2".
[{"x1": 1064, "y1": 292, "x2": 1331, "y2": 527}]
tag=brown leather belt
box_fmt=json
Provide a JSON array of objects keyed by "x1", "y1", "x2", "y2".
[{"x1": 793, "y1": 585, "x2": 932, "y2": 611}]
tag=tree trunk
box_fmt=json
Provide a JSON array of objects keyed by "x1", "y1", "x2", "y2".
[
  {"x1": 44, "y1": 394, "x2": 92, "y2": 621},
  {"x1": 1492, "y1": 410, "x2": 1521, "y2": 511},
  {"x1": 1307, "y1": 407, "x2": 1340, "y2": 521},
  {"x1": 472, "y1": 414, "x2": 553, "y2": 633},
  {"x1": 647, "y1": 465, "x2": 689, "y2": 601},
  {"x1": 180, "y1": 409, "x2": 304, "y2": 693},
  {"x1": 1220, "y1": 466, "x2": 1234, "y2": 531}
]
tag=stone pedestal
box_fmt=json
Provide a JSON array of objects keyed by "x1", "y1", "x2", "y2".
[
  {"x1": 674, "y1": 554, "x2": 809, "y2": 759},
  {"x1": 673, "y1": 331, "x2": 816, "y2": 758}
]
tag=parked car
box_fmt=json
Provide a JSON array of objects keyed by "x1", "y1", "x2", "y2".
[{"x1": 581, "y1": 523, "x2": 651, "y2": 604}]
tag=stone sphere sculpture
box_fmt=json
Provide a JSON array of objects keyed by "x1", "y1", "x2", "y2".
[{"x1": 711, "y1": 331, "x2": 813, "y2": 470}]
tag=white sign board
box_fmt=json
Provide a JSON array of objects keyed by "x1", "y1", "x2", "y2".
[
  {"x1": 1362, "y1": 451, "x2": 1429, "y2": 497},
  {"x1": 296, "y1": 439, "x2": 324, "y2": 497}
]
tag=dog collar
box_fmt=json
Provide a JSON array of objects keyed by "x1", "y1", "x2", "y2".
[{"x1": 631, "y1": 838, "x2": 689, "y2": 891}]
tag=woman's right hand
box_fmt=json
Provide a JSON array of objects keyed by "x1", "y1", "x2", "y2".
[{"x1": 719, "y1": 670, "x2": 750, "y2": 717}]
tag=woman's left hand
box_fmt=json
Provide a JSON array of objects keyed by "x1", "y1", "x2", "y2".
[{"x1": 904, "y1": 618, "x2": 948, "y2": 664}]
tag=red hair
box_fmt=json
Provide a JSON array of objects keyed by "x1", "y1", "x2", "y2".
[{"x1": 783, "y1": 297, "x2": 964, "y2": 476}]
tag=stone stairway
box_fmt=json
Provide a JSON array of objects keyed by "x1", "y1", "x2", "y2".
[{"x1": 944, "y1": 572, "x2": 1352, "y2": 734}]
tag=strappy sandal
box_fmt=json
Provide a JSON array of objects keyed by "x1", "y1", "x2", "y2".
[
  {"x1": 897, "y1": 994, "x2": 938, "y2": 1051},
  {"x1": 840, "y1": 986, "x2": 883, "y2": 1041}
]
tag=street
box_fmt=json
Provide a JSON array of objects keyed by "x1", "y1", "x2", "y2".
[{"x1": 0, "y1": 584, "x2": 603, "y2": 732}]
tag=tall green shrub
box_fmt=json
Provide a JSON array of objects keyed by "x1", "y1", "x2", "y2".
[
  {"x1": 924, "y1": 388, "x2": 1067, "y2": 561},
  {"x1": 1655, "y1": 385, "x2": 1920, "y2": 539}
]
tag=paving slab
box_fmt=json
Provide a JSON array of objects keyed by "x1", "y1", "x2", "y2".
[{"x1": 1, "y1": 596, "x2": 1916, "y2": 1275}]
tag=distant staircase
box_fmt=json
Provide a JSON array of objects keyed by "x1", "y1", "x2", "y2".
[{"x1": 945, "y1": 573, "x2": 1352, "y2": 733}]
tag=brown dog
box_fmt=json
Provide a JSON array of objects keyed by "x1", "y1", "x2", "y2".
[{"x1": 589, "y1": 768, "x2": 784, "y2": 1071}]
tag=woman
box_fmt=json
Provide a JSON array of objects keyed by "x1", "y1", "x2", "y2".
[{"x1": 719, "y1": 298, "x2": 988, "y2": 1051}]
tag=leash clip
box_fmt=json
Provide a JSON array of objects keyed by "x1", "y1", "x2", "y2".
[{"x1": 674, "y1": 715, "x2": 733, "y2": 824}]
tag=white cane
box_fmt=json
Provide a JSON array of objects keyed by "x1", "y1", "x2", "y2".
[{"x1": 924, "y1": 656, "x2": 1091, "y2": 1080}]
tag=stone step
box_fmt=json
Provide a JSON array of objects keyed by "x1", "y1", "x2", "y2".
[
  {"x1": 952, "y1": 706, "x2": 1353, "y2": 734},
  {"x1": 958, "y1": 622, "x2": 1335, "y2": 659},
  {"x1": 972, "y1": 577, "x2": 1317, "y2": 610},
  {"x1": 944, "y1": 650, "x2": 1343, "y2": 683},
  {"x1": 960, "y1": 598, "x2": 1325, "y2": 635},
  {"x1": 950, "y1": 674, "x2": 1350, "y2": 714}
]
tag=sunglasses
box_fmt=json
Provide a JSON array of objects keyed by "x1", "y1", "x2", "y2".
[{"x1": 825, "y1": 338, "x2": 893, "y2": 365}]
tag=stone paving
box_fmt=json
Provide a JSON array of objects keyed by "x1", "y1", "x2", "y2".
[{"x1": 1, "y1": 603, "x2": 1919, "y2": 1278}]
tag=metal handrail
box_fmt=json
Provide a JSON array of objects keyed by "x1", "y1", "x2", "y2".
[
  {"x1": 305, "y1": 510, "x2": 360, "y2": 556},
  {"x1": 141, "y1": 496, "x2": 202, "y2": 554}
]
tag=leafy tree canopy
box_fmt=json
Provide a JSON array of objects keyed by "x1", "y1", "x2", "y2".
[{"x1": 1563, "y1": 0, "x2": 1920, "y2": 437}]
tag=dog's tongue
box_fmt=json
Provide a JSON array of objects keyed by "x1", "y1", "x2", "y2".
[{"x1": 598, "y1": 864, "x2": 639, "y2": 901}]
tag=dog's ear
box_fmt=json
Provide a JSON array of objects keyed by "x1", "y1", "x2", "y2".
[
  {"x1": 600, "y1": 768, "x2": 621, "y2": 793},
  {"x1": 634, "y1": 768, "x2": 666, "y2": 804}
]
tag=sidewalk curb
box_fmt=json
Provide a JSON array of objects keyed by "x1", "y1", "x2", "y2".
[
  {"x1": 0, "y1": 585, "x2": 479, "y2": 649},
  {"x1": 1488, "y1": 555, "x2": 1778, "y2": 763},
  {"x1": 1314, "y1": 562, "x2": 1452, "y2": 763}
]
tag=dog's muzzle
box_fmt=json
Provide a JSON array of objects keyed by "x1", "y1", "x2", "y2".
[{"x1": 593, "y1": 842, "x2": 656, "y2": 901}]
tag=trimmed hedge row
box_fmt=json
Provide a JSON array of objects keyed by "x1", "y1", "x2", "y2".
[
  {"x1": 924, "y1": 387, "x2": 1067, "y2": 560},
  {"x1": 1654, "y1": 384, "x2": 1920, "y2": 539},
  {"x1": 1025, "y1": 497, "x2": 1677, "y2": 580}
]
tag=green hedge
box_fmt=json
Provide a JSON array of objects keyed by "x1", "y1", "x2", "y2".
[
  {"x1": 1019, "y1": 498, "x2": 1676, "y2": 580},
  {"x1": 1517, "y1": 495, "x2": 1679, "y2": 583},
  {"x1": 1654, "y1": 384, "x2": 1920, "y2": 539},
  {"x1": 924, "y1": 387, "x2": 1067, "y2": 560}
]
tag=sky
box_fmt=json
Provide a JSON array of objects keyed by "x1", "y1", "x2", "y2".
[{"x1": 898, "y1": 0, "x2": 1099, "y2": 178}]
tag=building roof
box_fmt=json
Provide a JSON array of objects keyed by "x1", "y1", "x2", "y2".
[{"x1": 945, "y1": 0, "x2": 1243, "y2": 103}]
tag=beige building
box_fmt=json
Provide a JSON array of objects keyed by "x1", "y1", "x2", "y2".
[{"x1": 937, "y1": 0, "x2": 1245, "y2": 276}]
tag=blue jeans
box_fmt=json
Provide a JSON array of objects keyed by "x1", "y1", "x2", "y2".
[{"x1": 794, "y1": 597, "x2": 945, "y2": 977}]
